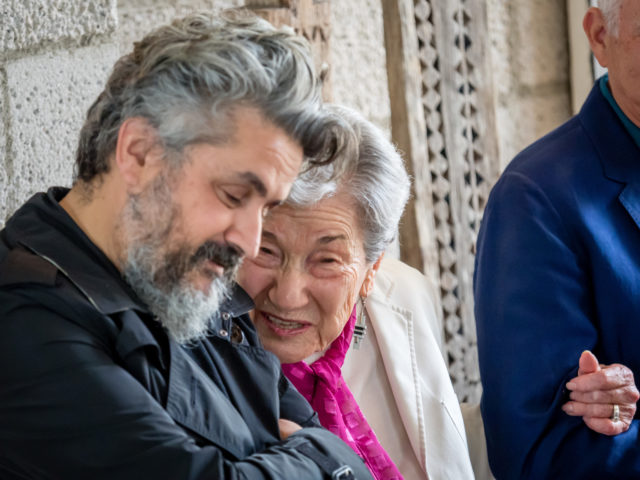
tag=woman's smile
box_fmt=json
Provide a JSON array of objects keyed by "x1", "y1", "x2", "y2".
[{"x1": 258, "y1": 310, "x2": 312, "y2": 336}]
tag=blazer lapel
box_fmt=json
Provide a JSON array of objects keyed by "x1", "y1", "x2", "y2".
[
  {"x1": 366, "y1": 277, "x2": 427, "y2": 470},
  {"x1": 619, "y1": 182, "x2": 640, "y2": 231},
  {"x1": 580, "y1": 82, "x2": 640, "y2": 231},
  {"x1": 366, "y1": 261, "x2": 472, "y2": 479}
]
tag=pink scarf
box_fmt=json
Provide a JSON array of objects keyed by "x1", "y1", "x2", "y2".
[{"x1": 281, "y1": 307, "x2": 404, "y2": 480}]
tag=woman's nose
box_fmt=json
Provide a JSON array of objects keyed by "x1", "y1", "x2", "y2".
[{"x1": 268, "y1": 267, "x2": 309, "y2": 312}]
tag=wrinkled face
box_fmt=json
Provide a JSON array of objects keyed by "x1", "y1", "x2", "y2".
[
  {"x1": 603, "y1": 0, "x2": 640, "y2": 125},
  {"x1": 119, "y1": 107, "x2": 303, "y2": 343},
  {"x1": 237, "y1": 191, "x2": 374, "y2": 363}
]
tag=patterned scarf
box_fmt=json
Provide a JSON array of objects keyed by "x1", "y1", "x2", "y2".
[{"x1": 281, "y1": 306, "x2": 404, "y2": 480}]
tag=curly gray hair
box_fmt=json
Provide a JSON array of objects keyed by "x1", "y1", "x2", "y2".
[
  {"x1": 598, "y1": 0, "x2": 623, "y2": 36},
  {"x1": 75, "y1": 10, "x2": 338, "y2": 185},
  {"x1": 287, "y1": 105, "x2": 411, "y2": 263}
]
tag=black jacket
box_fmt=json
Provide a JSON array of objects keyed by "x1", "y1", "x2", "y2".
[{"x1": 0, "y1": 188, "x2": 370, "y2": 480}]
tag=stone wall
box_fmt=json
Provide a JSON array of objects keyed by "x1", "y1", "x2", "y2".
[{"x1": 0, "y1": 0, "x2": 120, "y2": 227}]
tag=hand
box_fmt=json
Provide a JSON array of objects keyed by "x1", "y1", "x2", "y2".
[
  {"x1": 562, "y1": 350, "x2": 639, "y2": 435},
  {"x1": 278, "y1": 418, "x2": 302, "y2": 440}
]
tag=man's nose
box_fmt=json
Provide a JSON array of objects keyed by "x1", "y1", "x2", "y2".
[{"x1": 224, "y1": 208, "x2": 262, "y2": 259}]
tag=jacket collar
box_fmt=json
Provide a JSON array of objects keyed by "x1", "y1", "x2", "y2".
[
  {"x1": 579, "y1": 81, "x2": 640, "y2": 185},
  {"x1": 3, "y1": 187, "x2": 253, "y2": 321}
]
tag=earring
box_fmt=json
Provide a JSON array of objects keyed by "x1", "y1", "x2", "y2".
[{"x1": 352, "y1": 296, "x2": 368, "y2": 350}]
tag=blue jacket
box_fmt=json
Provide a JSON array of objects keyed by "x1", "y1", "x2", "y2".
[{"x1": 474, "y1": 82, "x2": 640, "y2": 479}]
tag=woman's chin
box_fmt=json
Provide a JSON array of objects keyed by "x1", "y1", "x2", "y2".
[{"x1": 264, "y1": 342, "x2": 305, "y2": 364}]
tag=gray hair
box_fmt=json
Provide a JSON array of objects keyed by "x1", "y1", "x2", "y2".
[
  {"x1": 287, "y1": 105, "x2": 411, "y2": 263},
  {"x1": 599, "y1": 0, "x2": 623, "y2": 36},
  {"x1": 75, "y1": 10, "x2": 339, "y2": 184}
]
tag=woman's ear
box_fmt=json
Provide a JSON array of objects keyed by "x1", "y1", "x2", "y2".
[{"x1": 359, "y1": 253, "x2": 384, "y2": 298}]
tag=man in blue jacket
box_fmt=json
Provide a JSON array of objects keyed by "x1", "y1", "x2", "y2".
[
  {"x1": 475, "y1": 1, "x2": 640, "y2": 478},
  {"x1": 0, "y1": 10, "x2": 370, "y2": 480}
]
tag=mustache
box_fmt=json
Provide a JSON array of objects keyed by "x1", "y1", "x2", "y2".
[{"x1": 191, "y1": 241, "x2": 243, "y2": 276}]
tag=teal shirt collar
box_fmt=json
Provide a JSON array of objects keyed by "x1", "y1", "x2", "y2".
[{"x1": 599, "y1": 73, "x2": 640, "y2": 149}]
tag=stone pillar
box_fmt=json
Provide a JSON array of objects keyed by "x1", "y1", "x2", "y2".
[
  {"x1": 381, "y1": 0, "x2": 442, "y2": 330},
  {"x1": 487, "y1": 0, "x2": 572, "y2": 172}
]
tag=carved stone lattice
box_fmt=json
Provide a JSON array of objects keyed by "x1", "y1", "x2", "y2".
[{"x1": 414, "y1": 0, "x2": 498, "y2": 403}]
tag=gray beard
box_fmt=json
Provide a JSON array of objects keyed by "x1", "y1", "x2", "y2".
[
  {"x1": 123, "y1": 247, "x2": 231, "y2": 344},
  {"x1": 118, "y1": 170, "x2": 238, "y2": 344}
]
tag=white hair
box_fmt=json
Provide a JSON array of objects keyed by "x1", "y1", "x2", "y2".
[
  {"x1": 287, "y1": 105, "x2": 411, "y2": 263},
  {"x1": 599, "y1": 0, "x2": 623, "y2": 36}
]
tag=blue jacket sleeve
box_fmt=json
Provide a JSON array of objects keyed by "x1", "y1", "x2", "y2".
[{"x1": 474, "y1": 171, "x2": 640, "y2": 480}]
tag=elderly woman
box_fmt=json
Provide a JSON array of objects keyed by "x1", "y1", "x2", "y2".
[{"x1": 237, "y1": 105, "x2": 475, "y2": 479}]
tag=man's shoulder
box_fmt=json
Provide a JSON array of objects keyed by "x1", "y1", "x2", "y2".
[
  {"x1": 0, "y1": 243, "x2": 112, "y2": 339},
  {"x1": 492, "y1": 111, "x2": 612, "y2": 210},
  {"x1": 0, "y1": 246, "x2": 59, "y2": 289},
  {"x1": 507, "y1": 114, "x2": 592, "y2": 179}
]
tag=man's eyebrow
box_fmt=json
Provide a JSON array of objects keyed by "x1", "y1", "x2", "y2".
[{"x1": 238, "y1": 172, "x2": 267, "y2": 197}]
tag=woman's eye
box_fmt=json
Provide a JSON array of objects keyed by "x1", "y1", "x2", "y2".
[
  {"x1": 320, "y1": 258, "x2": 337, "y2": 264},
  {"x1": 259, "y1": 246, "x2": 275, "y2": 256}
]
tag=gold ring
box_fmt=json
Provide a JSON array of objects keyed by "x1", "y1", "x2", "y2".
[{"x1": 612, "y1": 404, "x2": 620, "y2": 422}]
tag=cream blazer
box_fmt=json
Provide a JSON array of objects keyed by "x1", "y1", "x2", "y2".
[{"x1": 342, "y1": 257, "x2": 475, "y2": 480}]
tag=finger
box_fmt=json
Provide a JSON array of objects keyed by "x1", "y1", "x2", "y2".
[
  {"x1": 278, "y1": 418, "x2": 302, "y2": 440},
  {"x1": 583, "y1": 416, "x2": 631, "y2": 436},
  {"x1": 578, "y1": 350, "x2": 600, "y2": 376},
  {"x1": 569, "y1": 385, "x2": 640, "y2": 404},
  {"x1": 567, "y1": 364, "x2": 636, "y2": 392},
  {"x1": 563, "y1": 401, "x2": 636, "y2": 425},
  {"x1": 562, "y1": 401, "x2": 635, "y2": 419},
  {"x1": 562, "y1": 401, "x2": 614, "y2": 418}
]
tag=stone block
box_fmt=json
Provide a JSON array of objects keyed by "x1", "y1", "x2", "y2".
[
  {"x1": 4, "y1": 43, "x2": 119, "y2": 213},
  {"x1": 513, "y1": 0, "x2": 569, "y2": 88},
  {"x1": 117, "y1": 0, "x2": 243, "y2": 54},
  {"x1": 1, "y1": 0, "x2": 117, "y2": 55},
  {"x1": 330, "y1": 0, "x2": 391, "y2": 133}
]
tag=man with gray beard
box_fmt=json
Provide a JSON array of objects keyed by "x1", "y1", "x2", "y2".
[{"x1": 0, "y1": 11, "x2": 370, "y2": 480}]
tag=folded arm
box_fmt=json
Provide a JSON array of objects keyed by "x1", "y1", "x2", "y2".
[{"x1": 0, "y1": 299, "x2": 369, "y2": 480}]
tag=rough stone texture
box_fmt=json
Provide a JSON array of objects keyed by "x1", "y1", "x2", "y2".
[
  {"x1": 513, "y1": 1, "x2": 570, "y2": 88},
  {"x1": 487, "y1": 0, "x2": 572, "y2": 171},
  {"x1": 0, "y1": 76, "x2": 7, "y2": 229},
  {"x1": 2, "y1": 44, "x2": 119, "y2": 221},
  {"x1": 0, "y1": 0, "x2": 117, "y2": 56},
  {"x1": 117, "y1": 0, "x2": 243, "y2": 54},
  {"x1": 330, "y1": 0, "x2": 391, "y2": 133}
]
